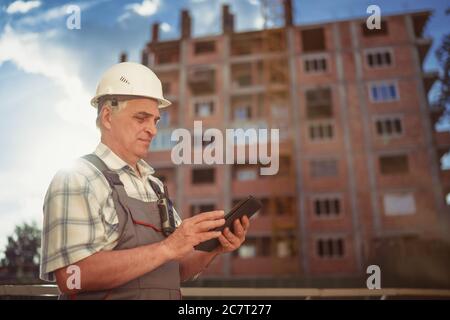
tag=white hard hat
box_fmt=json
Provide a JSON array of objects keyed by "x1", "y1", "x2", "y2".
[{"x1": 91, "y1": 62, "x2": 171, "y2": 109}]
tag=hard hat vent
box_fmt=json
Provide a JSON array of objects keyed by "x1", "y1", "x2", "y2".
[{"x1": 119, "y1": 76, "x2": 130, "y2": 85}]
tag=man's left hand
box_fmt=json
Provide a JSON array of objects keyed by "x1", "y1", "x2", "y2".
[{"x1": 216, "y1": 215, "x2": 250, "y2": 254}]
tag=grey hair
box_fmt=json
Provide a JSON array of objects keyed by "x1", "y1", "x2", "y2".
[{"x1": 96, "y1": 98, "x2": 128, "y2": 129}]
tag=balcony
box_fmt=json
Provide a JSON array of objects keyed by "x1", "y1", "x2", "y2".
[
  {"x1": 148, "y1": 40, "x2": 180, "y2": 68},
  {"x1": 188, "y1": 68, "x2": 216, "y2": 95}
]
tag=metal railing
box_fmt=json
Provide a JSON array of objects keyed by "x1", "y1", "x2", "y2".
[{"x1": 1, "y1": 285, "x2": 450, "y2": 299}]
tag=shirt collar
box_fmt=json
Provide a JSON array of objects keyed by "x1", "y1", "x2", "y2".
[{"x1": 93, "y1": 142, "x2": 155, "y2": 177}]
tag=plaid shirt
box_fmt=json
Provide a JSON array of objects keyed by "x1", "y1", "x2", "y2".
[{"x1": 40, "y1": 142, "x2": 182, "y2": 282}]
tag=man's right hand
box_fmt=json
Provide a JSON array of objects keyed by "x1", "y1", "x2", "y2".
[{"x1": 161, "y1": 210, "x2": 225, "y2": 261}]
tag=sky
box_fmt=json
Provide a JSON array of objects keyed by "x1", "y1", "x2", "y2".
[{"x1": 0, "y1": 0, "x2": 448, "y2": 258}]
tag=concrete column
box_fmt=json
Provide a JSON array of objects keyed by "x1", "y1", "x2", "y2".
[
  {"x1": 286, "y1": 26, "x2": 308, "y2": 275},
  {"x1": 333, "y1": 22, "x2": 363, "y2": 272},
  {"x1": 350, "y1": 21, "x2": 382, "y2": 237}
]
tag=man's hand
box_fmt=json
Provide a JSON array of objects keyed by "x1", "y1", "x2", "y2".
[
  {"x1": 215, "y1": 215, "x2": 250, "y2": 254},
  {"x1": 161, "y1": 210, "x2": 225, "y2": 261}
]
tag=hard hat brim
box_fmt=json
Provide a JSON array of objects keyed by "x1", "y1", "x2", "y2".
[{"x1": 91, "y1": 94, "x2": 172, "y2": 109}]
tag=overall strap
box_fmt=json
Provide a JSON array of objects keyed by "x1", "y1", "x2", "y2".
[
  {"x1": 81, "y1": 153, "x2": 131, "y2": 243},
  {"x1": 82, "y1": 154, "x2": 124, "y2": 188},
  {"x1": 82, "y1": 154, "x2": 109, "y2": 172}
]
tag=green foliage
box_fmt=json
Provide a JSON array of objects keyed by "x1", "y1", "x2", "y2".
[{"x1": 0, "y1": 222, "x2": 41, "y2": 283}]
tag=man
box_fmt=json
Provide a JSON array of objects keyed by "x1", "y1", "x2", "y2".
[{"x1": 40, "y1": 62, "x2": 250, "y2": 299}]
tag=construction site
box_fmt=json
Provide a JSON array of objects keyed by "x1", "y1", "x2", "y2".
[{"x1": 113, "y1": 0, "x2": 450, "y2": 288}]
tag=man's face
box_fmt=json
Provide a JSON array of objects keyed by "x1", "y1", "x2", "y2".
[{"x1": 108, "y1": 98, "x2": 160, "y2": 160}]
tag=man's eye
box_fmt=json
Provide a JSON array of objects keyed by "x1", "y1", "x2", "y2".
[{"x1": 135, "y1": 117, "x2": 145, "y2": 123}]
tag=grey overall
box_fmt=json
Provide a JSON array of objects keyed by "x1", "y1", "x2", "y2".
[{"x1": 59, "y1": 154, "x2": 181, "y2": 300}]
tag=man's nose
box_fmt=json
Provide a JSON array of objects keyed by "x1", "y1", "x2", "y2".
[{"x1": 144, "y1": 121, "x2": 157, "y2": 136}]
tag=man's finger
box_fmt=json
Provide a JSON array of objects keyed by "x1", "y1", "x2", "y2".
[
  {"x1": 218, "y1": 234, "x2": 232, "y2": 248},
  {"x1": 223, "y1": 227, "x2": 240, "y2": 246},
  {"x1": 196, "y1": 219, "x2": 225, "y2": 232},
  {"x1": 191, "y1": 210, "x2": 225, "y2": 224},
  {"x1": 234, "y1": 219, "x2": 245, "y2": 238},
  {"x1": 241, "y1": 215, "x2": 250, "y2": 230},
  {"x1": 198, "y1": 231, "x2": 222, "y2": 243}
]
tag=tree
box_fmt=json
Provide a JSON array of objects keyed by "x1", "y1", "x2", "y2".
[{"x1": 0, "y1": 222, "x2": 41, "y2": 283}]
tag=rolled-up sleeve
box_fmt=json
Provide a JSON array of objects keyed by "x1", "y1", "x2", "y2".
[{"x1": 40, "y1": 169, "x2": 110, "y2": 282}]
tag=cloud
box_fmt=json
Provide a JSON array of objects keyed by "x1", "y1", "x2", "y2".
[
  {"x1": 126, "y1": 0, "x2": 160, "y2": 16},
  {"x1": 0, "y1": 25, "x2": 93, "y2": 127},
  {"x1": 118, "y1": 0, "x2": 161, "y2": 22},
  {"x1": 160, "y1": 22, "x2": 171, "y2": 32},
  {"x1": 0, "y1": 24, "x2": 99, "y2": 257},
  {"x1": 6, "y1": 0, "x2": 41, "y2": 14}
]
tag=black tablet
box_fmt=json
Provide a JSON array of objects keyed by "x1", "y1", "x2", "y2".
[{"x1": 194, "y1": 196, "x2": 262, "y2": 252}]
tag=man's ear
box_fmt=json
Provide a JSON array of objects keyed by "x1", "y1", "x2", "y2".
[{"x1": 101, "y1": 106, "x2": 113, "y2": 130}]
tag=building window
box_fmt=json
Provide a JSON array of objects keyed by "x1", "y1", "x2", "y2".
[
  {"x1": 276, "y1": 233, "x2": 296, "y2": 258},
  {"x1": 237, "y1": 243, "x2": 257, "y2": 258},
  {"x1": 236, "y1": 168, "x2": 257, "y2": 181},
  {"x1": 234, "y1": 105, "x2": 252, "y2": 121},
  {"x1": 313, "y1": 197, "x2": 341, "y2": 217},
  {"x1": 157, "y1": 54, "x2": 173, "y2": 64},
  {"x1": 369, "y1": 82, "x2": 399, "y2": 102},
  {"x1": 194, "y1": 40, "x2": 216, "y2": 55},
  {"x1": 273, "y1": 197, "x2": 294, "y2": 215},
  {"x1": 310, "y1": 159, "x2": 338, "y2": 177},
  {"x1": 361, "y1": 20, "x2": 389, "y2": 37},
  {"x1": 301, "y1": 28, "x2": 326, "y2": 52},
  {"x1": 235, "y1": 237, "x2": 271, "y2": 258},
  {"x1": 366, "y1": 49, "x2": 392, "y2": 68},
  {"x1": 304, "y1": 56, "x2": 327, "y2": 73},
  {"x1": 192, "y1": 168, "x2": 215, "y2": 184},
  {"x1": 309, "y1": 122, "x2": 334, "y2": 141},
  {"x1": 190, "y1": 203, "x2": 216, "y2": 216},
  {"x1": 150, "y1": 129, "x2": 175, "y2": 151},
  {"x1": 383, "y1": 192, "x2": 416, "y2": 216},
  {"x1": 306, "y1": 87, "x2": 332, "y2": 119},
  {"x1": 194, "y1": 101, "x2": 214, "y2": 117},
  {"x1": 188, "y1": 68, "x2": 216, "y2": 95},
  {"x1": 158, "y1": 110, "x2": 170, "y2": 128},
  {"x1": 379, "y1": 154, "x2": 409, "y2": 175},
  {"x1": 316, "y1": 238, "x2": 345, "y2": 258},
  {"x1": 236, "y1": 74, "x2": 252, "y2": 87},
  {"x1": 375, "y1": 117, "x2": 402, "y2": 137}
]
